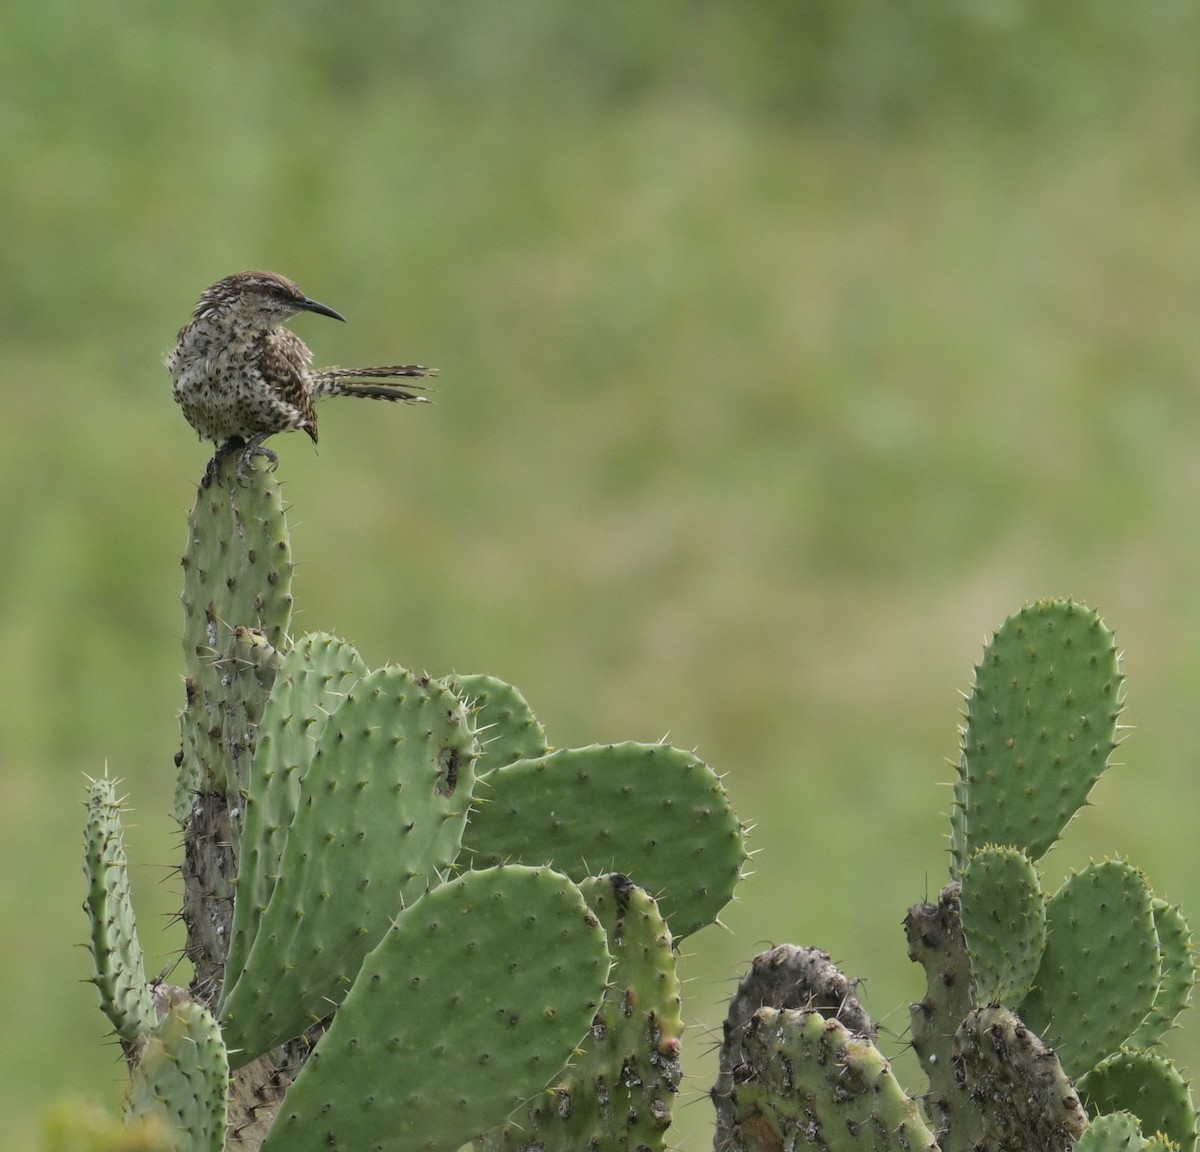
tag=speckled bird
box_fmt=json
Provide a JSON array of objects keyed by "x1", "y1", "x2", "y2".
[{"x1": 167, "y1": 270, "x2": 435, "y2": 481}]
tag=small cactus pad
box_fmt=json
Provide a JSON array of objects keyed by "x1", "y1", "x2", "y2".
[
  {"x1": 1075, "y1": 1113, "x2": 1152, "y2": 1152},
  {"x1": 713, "y1": 946, "x2": 878, "y2": 1149},
  {"x1": 1078, "y1": 1049, "x2": 1198, "y2": 1152},
  {"x1": 479, "y1": 874, "x2": 684, "y2": 1152},
  {"x1": 220, "y1": 665, "x2": 478, "y2": 1064},
  {"x1": 905, "y1": 884, "x2": 985, "y2": 1150},
  {"x1": 1129, "y1": 899, "x2": 1197, "y2": 1051},
  {"x1": 461, "y1": 742, "x2": 746, "y2": 940},
  {"x1": 259, "y1": 865, "x2": 611, "y2": 1152},
  {"x1": 127, "y1": 1000, "x2": 229, "y2": 1152},
  {"x1": 952, "y1": 599, "x2": 1121, "y2": 875},
  {"x1": 1019, "y1": 860, "x2": 1160, "y2": 1079},
  {"x1": 960, "y1": 845, "x2": 1046, "y2": 1005},
  {"x1": 224, "y1": 632, "x2": 369, "y2": 988},
  {"x1": 177, "y1": 458, "x2": 293, "y2": 817},
  {"x1": 83, "y1": 776, "x2": 155, "y2": 1048},
  {"x1": 719, "y1": 1007, "x2": 938, "y2": 1152},
  {"x1": 443, "y1": 673, "x2": 549, "y2": 775},
  {"x1": 955, "y1": 1006, "x2": 1087, "y2": 1152}
]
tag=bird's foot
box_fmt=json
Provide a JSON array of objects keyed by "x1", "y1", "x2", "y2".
[{"x1": 235, "y1": 436, "x2": 279, "y2": 485}]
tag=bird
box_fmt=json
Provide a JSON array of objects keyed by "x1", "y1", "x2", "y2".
[{"x1": 166, "y1": 270, "x2": 436, "y2": 483}]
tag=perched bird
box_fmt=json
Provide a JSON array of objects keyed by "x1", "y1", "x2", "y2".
[{"x1": 166, "y1": 270, "x2": 435, "y2": 483}]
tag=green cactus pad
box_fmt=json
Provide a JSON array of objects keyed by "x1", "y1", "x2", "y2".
[
  {"x1": 1078, "y1": 1049, "x2": 1198, "y2": 1152},
  {"x1": 461, "y1": 742, "x2": 746, "y2": 940},
  {"x1": 723, "y1": 1006, "x2": 938, "y2": 1152},
  {"x1": 220, "y1": 665, "x2": 478, "y2": 1064},
  {"x1": 955, "y1": 1005, "x2": 1087, "y2": 1152},
  {"x1": 479, "y1": 874, "x2": 684, "y2": 1152},
  {"x1": 83, "y1": 776, "x2": 155, "y2": 1048},
  {"x1": 1089, "y1": 1059, "x2": 1198, "y2": 1151},
  {"x1": 177, "y1": 458, "x2": 294, "y2": 818},
  {"x1": 960, "y1": 845, "x2": 1046, "y2": 1005},
  {"x1": 260, "y1": 865, "x2": 611, "y2": 1152},
  {"x1": 1129, "y1": 899, "x2": 1197, "y2": 1051},
  {"x1": 443, "y1": 673, "x2": 549, "y2": 775},
  {"x1": 1019, "y1": 860, "x2": 1160, "y2": 1079},
  {"x1": 952, "y1": 599, "x2": 1121, "y2": 876},
  {"x1": 905, "y1": 884, "x2": 985, "y2": 1149},
  {"x1": 1073, "y1": 1113, "x2": 1148, "y2": 1152},
  {"x1": 127, "y1": 1000, "x2": 229, "y2": 1152},
  {"x1": 224, "y1": 632, "x2": 369, "y2": 988}
]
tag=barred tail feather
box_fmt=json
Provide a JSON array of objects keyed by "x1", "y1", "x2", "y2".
[
  {"x1": 313, "y1": 364, "x2": 437, "y2": 403},
  {"x1": 325, "y1": 383, "x2": 431, "y2": 403}
]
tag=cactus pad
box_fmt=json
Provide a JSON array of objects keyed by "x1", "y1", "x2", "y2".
[
  {"x1": 224, "y1": 632, "x2": 369, "y2": 988},
  {"x1": 1019, "y1": 860, "x2": 1160, "y2": 1079},
  {"x1": 83, "y1": 776, "x2": 155, "y2": 1049},
  {"x1": 177, "y1": 457, "x2": 294, "y2": 817},
  {"x1": 960, "y1": 845, "x2": 1046, "y2": 1005},
  {"x1": 1129, "y1": 898, "x2": 1197, "y2": 1051},
  {"x1": 905, "y1": 884, "x2": 985, "y2": 1149},
  {"x1": 1078, "y1": 1049, "x2": 1198, "y2": 1152},
  {"x1": 952, "y1": 599, "x2": 1121, "y2": 875},
  {"x1": 127, "y1": 1000, "x2": 229, "y2": 1152},
  {"x1": 1075, "y1": 1113, "x2": 1153, "y2": 1152},
  {"x1": 259, "y1": 865, "x2": 611, "y2": 1152},
  {"x1": 219, "y1": 665, "x2": 479, "y2": 1064},
  {"x1": 462, "y1": 742, "x2": 746, "y2": 940},
  {"x1": 955, "y1": 1005, "x2": 1087, "y2": 1152},
  {"x1": 479, "y1": 874, "x2": 684, "y2": 1152},
  {"x1": 444, "y1": 673, "x2": 549, "y2": 775},
  {"x1": 720, "y1": 1006, "x2": 938, "y2": 1152}
]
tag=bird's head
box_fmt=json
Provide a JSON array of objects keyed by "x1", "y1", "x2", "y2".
[{"x1": 192, "y1": 271, "x2": 346, "y2": 328}]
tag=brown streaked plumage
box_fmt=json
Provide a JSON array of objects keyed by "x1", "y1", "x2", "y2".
[{"x1": 166, "y1": 270, "x2": 435, "y2": 482}]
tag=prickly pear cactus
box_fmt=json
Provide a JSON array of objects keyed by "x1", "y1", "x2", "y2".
[
  {"x1": 720, "y1": 1004, "x2": 938, "y2": 1152},
  {"x1": 958, "y1": 845, "x2": 1045, "y2": 1006},
  {"x1": 177, "y1": 456, "x2": 294, "y2": 813},
  {"x1": 478, "y1": 874, "x2": 685, "y2": 1152},
  {"x1": 723, "y1": 600, "x2": 1198, "y2": 1152},
  {"x1": 1075, "y1": 1113, "x2": 1170, "y2": 1152},
  {"x1": 83, "y1": 776, "x2": 155, "y2": 1052},
  {"x1": 223, "y1": 632, "x2": 369, "y2": 988},
  {"x1": 85, "y1": 451, "x2": 750, "y2": 1152},
  {"x1": 1078, "y1": 1049, "x2": 1199, "y2": 1152},
  {"x1": 220, "y1": 664, "x2": 479, "y2": 1065},
  {"x1": 444, "y1": 673, "x2": 549, "y2": 774},
  {"x1": 258, "y1": 865, "x2": 611, "y2": 1152},
  {"x1": 1017, "y1": 859, "x2": 1161, "y2": 1079},
  {"x1": 951, "y1": 598, "x2": 1121, "y2": 876},
  {"x1": 127, "y1": 1001, "x2": 229, "y2": 1152},
  {"x1": 463, "y1": 741, "x2": 746, "y2": 941},
  {"x1": 954, "y1": 1005, "x2": 1087, "y2": 1151},
  {"x1": 177, "y1": 456, "x2": 295, "y2": 996}
]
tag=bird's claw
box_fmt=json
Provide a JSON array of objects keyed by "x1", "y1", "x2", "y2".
[
  {"x1": 235, "y1": 440, "x2": 279, "y2": 486},
  {"x1": 201, "y1": 436, "x2": 278, "y2": 488}
]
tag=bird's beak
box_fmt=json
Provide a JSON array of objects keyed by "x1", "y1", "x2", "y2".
[{"x1": 299, "y1": 295, "x2": 347, "y2": 323}]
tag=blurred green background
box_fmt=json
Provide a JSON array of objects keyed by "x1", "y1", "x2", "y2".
[{"x1": 5, "y1": 2, "x2": 1200, "y2": 1147}]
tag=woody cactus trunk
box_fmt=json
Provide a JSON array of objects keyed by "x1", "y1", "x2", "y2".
[{"x1": 84, "y1": 454, "x2": 748, "y2": 1152}]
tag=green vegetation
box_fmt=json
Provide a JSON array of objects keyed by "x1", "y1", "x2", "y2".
[{"x1": 8, "y1": 5, "x2": 1200, "y2": 1149}]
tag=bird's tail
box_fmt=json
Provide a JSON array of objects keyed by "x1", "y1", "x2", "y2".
[{"x1": 313, "y1": 365, "x2": 437, "y2": 403}]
